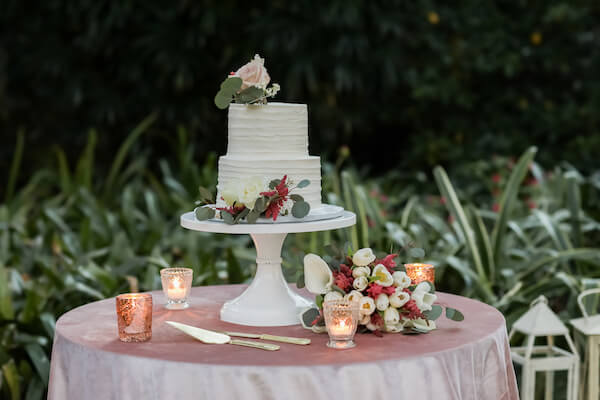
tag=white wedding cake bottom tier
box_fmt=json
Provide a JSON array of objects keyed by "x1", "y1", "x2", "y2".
[{"x1": 216, "y1": 156, "x2": 322, "y2": 210}]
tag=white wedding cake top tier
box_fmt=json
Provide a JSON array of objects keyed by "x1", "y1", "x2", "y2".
[{"x1": 227, "y1": 103, "x2": 308, "y2": 159}]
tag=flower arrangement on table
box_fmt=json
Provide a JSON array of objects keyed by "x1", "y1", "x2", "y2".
[
  {"x1": 214, "y1": 54, "x2": 280, "y2": 109},
  {"x1": 300, "y1": 247, "x2": 464, "y2": 335},
  {"x1": 195, "y1": 175, "x2": 311, "y2": 224}
]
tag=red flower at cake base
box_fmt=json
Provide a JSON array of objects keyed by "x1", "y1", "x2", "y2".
[{"x1": 261, "y1": 175, "x2": 290, "y2": 221}]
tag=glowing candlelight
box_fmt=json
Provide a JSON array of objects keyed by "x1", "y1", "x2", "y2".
[
  {"x1": 167, "y1": 277, "x2": 187, "y2": 301},
  {"x1": 323, "y1": 300, "x2": 359, "y2": 349},
  {"x1": 160, "y1": 267, "x2": 193, "y2": 310},
  {"x1": 404, "y1": 263, "x2": 435, "y2": 285}
]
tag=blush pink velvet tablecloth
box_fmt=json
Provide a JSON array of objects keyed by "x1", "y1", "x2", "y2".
[{"x1": 48, "y1": 285, "x2": 518, "y2": 400}]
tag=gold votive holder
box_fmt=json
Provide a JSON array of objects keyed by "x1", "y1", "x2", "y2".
[
  {"x1": 116, "y1": 293, "x2": 152, "y2": 342},
  {"x1": 404, "y1": 263, "x2": 435, "y2": 285},
  {"x1": 160, "y1": 267, "x2": 193, "y2": 310},
  {"x1": 323, "y1": 299, "x2": 359, "y2": 349}
]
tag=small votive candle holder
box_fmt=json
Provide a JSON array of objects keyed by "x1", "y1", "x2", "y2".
[
  {"x1": 116, "y1": 293, "x2": 152, "y2": 342},
  {"x1": 160, "y1": 267, "x2": 193, "y2": 310},
  {"x1": 323, "y1": 299, "x2": 359, "y2": 349},
  {"x1": 404, "y1": 263, "x2": 435, "y2": 285}
]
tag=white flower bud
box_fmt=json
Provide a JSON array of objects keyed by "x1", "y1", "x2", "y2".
[
  {"x1": 352, "y1": 248, "x2": 376, "y2": 267},
  {"x1": 376, "y1": 294, "x2": 390, "y2": 311},
  {"x1": 353, "y1": 276, "x2": 369, "y2": 291}
]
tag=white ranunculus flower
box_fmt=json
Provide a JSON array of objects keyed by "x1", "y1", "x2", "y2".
[
  {"x1": 376, "y1": 294, "x2": 390, "y2": 311},
  {"x1": 352, "y1": 248, "x2": 376, "y2": 267},
  {"x1": 304, "y1": 254, "x2": 333, "y2": 294},
  {"x1": 345, "y1": 290, "x2": 364, "y2": 303},
  {"x1": 372, "y1": 264, "x2": 394, "y2": 287},
  {"x1": 359, "y1": 296, "x2": 376, "y2": 315},
  {"x1": 237, "y1": 177, "x2": 266, "y2": 210},
  {"x1": 410, "y1": 318, "x2": 436, "y2": 332},
  {"x1": 389, "y1": 290, "x2": 410, "y2": 308},
  {"x1": 353, "y1": 276, "x2": 369, "y2": 291},
  {"x1": 352, "y1": 266, "x2": 370, "y2": 278},
  {"x1": 220, "y1": 181, "x2": 239, "y2": 207},
  {"x1": 324, "y1": 291, "x2": 343, "y2": 302},
  {"x1": 359, "y1": 313, "x2": 371, "y2": 325},
  {"x1": 411, "y1": 288, "x2": 437, "y2": 312},
  {"x1": 392, "y1": 271, "x2": 412, "y2": 289},
  {"x1": 384, "y1": 307, "x2": 400, "y2": 326}
]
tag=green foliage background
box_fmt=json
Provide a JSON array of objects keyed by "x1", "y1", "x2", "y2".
[
  {"x1": 1, "y1": 0, "x2": 600, "y2": 180},
  {"x1": 2, "y1": 1, "x2": 600, "y2": 398}
]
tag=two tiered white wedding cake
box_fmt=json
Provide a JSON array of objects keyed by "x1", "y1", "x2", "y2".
[{"x1": 216, "y1": 102, "x2": 322, "y2": 211}]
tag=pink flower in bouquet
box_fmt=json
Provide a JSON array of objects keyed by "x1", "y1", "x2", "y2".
[
  {"x1": 333, "y1": 271, "x2": 353, "y2": 292},
  {"x1": 235, "y1": 54, "x2": 271, "y2": 90},
  {"x1": 375, "y1": 253, "x2": 398, "y2": 273},
  {"x1": 340, "y1": 264, "x2": 352, "y2": 277},
  {"x1": 366, "y1": 283, "x2": 384, "y2": 298}
]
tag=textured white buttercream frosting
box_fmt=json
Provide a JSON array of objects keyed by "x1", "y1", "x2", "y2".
[
  {"x1": 216, "y1": 102, "x2": 322, "y2": 211},
  {"x1": 227, "y1": 103, "x2": 308, "y2": 159}
]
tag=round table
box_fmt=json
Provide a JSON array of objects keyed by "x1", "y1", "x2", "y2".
[{"x1": 48, "y1": 285, "x2": 519, "y2": 400}]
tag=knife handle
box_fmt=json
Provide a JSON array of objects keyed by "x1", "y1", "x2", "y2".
[
  {"x1": 229, "y1": 339, "x2": 280, "y2": 351},
  {"x1": 259, "y1": 334, "x2": 311, "y2": 345}
]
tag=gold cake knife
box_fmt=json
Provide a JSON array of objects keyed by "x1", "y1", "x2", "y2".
[
  {"x1": 166, "y1": 321, "x2": 280, "y2": 351},
  {"x1": 221, "y1": 331, "x2": 311, "y2": 345}
]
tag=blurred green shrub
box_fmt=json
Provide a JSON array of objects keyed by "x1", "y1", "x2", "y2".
[{"x1": 1, "y1": 1, "x2": 600, "y2": 182}]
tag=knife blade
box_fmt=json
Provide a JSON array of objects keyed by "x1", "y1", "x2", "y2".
[{"x1": 166, "y1": 321, "x2": 280, "y2": 351}]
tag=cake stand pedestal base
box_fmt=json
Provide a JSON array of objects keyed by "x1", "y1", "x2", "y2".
[
  {"x1": 220, "y1": 233, "x2": 311, "y2": 326},
  {"x1": 180, "y1": 210, "x2": 356, "y2": 327}
]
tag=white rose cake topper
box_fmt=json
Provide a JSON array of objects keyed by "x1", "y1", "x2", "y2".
[{"x1": 214, "y1": 54, "x2": 281, "y2": 109}]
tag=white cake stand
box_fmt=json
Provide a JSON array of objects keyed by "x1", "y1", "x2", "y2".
[{"x1": 180, "y1": 210, "x2": 356, "y2": 326}]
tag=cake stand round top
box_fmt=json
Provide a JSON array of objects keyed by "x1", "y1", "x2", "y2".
[{"x1": 180, "y1": 210, "x2": 356, "y2": 234}]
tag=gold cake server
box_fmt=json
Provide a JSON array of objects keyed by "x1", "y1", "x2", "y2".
[
  {"x1": 221, "y1": 331, "x2": 311, "y2": 345},
  {"x1": 165, "y1": 321, "x2": 280, "y2": 351}
]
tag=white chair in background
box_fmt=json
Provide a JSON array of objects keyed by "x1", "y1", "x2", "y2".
[
  {"x1": 570, "y1": 288, "x2": 600, "y2": 400},
  {"x1": 510, "y1": 295, "x2": 579, "y2": 400}
]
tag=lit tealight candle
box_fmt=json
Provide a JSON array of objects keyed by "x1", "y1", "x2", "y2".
[
  {"x1": 329, "y1": 317, "x2": 353, "y2": 336},
  {"x1": 323, "y1": 300, "x2": 359, "y2": 349},
  {"x1": 404, "y1": 263, "x2": 435, "y2": 285},
  {"x1": 168, "y1": 277, "x2": 187, "y2": 301},
  {"x1": 160, "y1": 267, "x2": 193, "y2": 310}
]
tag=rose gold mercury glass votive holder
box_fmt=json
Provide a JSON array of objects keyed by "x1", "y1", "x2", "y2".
[
  {"x1": 116, "y1": 293, "x2": 152, "y2": 342},
  {"x1": 404, "y1": 263, "x2": 435, "y2": 285},
  {"x1": 160, "y1": 267, "x2": 193, "y2": 310},
  {"x1": 323, "y1": 300, "x2": 359, "y2": 349}
]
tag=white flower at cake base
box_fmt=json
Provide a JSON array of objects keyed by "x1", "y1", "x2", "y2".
[
  {"x1": 235, "y1": 54, "x2": 271, "y2": 90},
  {"x1": 324, "y1": 291, "x2": 343, "y2": 302},
  {"x1": 375, "y1": 293, "x2": 390, "y2": 311},
  {"x1": 344, "y1": 290, "x2": 363, "y2": 303},
  {"x1": 352, "y1": 248, "x2": 376, "y2": 267},
  {"x1": 389, "y1": 289, "x2": 410, "y2": 308},
  {"x1": 237, "y1": 177, "x2": 266, "y2": 209},
  {"x1": 304, "y1": 254, "x2": 333, "y2": 295},
  {"x1": 352, "y1": 266, "x2": 370, "y2": 278},
  {"x1": 220, "y1": 181, "x2": 239, "y2": 207},
  {"x1": 353, "y1": 276, "x2": 369, "y2": 291},
  {"x1": 392, "y1": 271, "x2": 412, "y2": 289},
  {"x1": 359, "y1": 296, "x2": 376, "y2": 315},
  {"x1": 372, "y1": 264, "x2": 394, "y2": 287}
]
